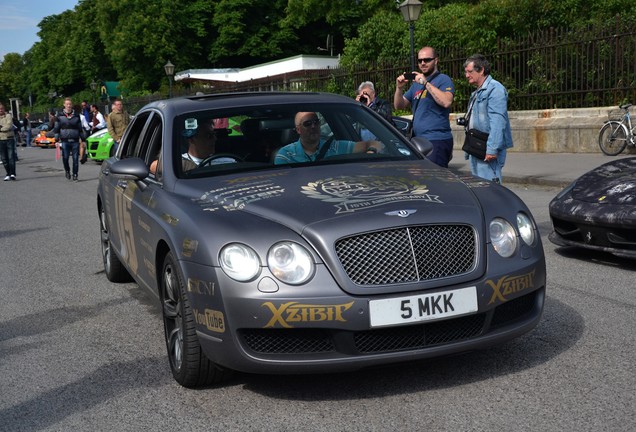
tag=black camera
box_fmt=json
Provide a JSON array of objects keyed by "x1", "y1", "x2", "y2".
[
  {"x1": 456, "y1": 117, "x2": 467, "y2": 126},
  {"x1": 359, "y1": 95, "x2": 368, "y2": 104},
  {"x1": 404, "y1": 72, "x2": 416, "y2": 81}
]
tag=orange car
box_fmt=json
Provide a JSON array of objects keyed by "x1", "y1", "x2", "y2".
[{"x1": 33, "y1": 126, "x2": 58, "y2": 148}]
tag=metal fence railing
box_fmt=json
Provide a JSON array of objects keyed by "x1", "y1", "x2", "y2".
[{"x1": 203, "y1": 15, "x2": 635, "y2": 113}]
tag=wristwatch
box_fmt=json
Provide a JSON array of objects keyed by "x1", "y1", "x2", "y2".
[{"x1": 419, "y1": 78, "x2": 425, "y2": 85}]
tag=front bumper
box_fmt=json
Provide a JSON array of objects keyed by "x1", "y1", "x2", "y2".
[
  {"x1": 186, "y1": 259, "x2": 546, "y2": 375},
  {"x1": 549, "y1": 200, "x2": 636, "y2": 258},
  {"x1": 87, "y1": 139, "x2": 113, "y2": 160}
]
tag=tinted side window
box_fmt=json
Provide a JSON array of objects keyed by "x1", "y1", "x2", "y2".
[
  {"x1": 143, "y1": 116, "x2": 164, "y2": 180},
  {"x1": 134, "y1": 114, "x2": 162, "y2": 161},
  {"x1": 121, "y1": 112, "x2": 150, "y2": 158}
]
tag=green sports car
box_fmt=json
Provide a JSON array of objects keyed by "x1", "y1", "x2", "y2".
[{"x1": 86, "y1": 128, "x2": 115, "y2": 161}]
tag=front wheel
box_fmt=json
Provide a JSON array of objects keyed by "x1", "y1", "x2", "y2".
[
  {"x1": 99, "y1": 206, "x2": 132, "y2": 282},
  {"x1": 599, "y1": 121, "x2": 628, "y2": 156},
  {"x1": 160, "y1": 252, "x2": 232, "y2": 388}
]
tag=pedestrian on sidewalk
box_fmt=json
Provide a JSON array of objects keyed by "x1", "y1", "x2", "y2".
[
  {"x1": 22, "y1": 112, "x2": 32, "y2": 147},
  {"x1": 49, "y1": 97, "x2": 87, "y2": 181},
  {"x1": 107, "y1": 99, "x2": 129, "y2": 155},
  {"x1": 90, "y1": 104, "x2": 107, "y2": 134},
  {"x1": 394, "y1": 46, "x2": 455, "y2": 168},
  {"x1": 0, "y1": 103, "x2": 17, "y2": 181},
  {"x1": 462, "y1": 54, "x2": 513, "y2": 184}
]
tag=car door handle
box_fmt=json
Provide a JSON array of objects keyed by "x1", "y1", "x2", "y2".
[{"x1": 117, "y1": 180, "x2": 128, "y2": 189}]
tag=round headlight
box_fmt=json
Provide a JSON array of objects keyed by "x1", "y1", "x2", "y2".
[
  {"x1": 219, "y1": 243, "x2": 260, "y2": 281},
  {"x1": 267, "y1": 242, "x2": 314, "y2": 285},
  {"x1": 517, "y1": 213, "x2": 535, "y2": 246},
  {"x1": 490, "y1": 218, "x2": 517, "y2": 257}
]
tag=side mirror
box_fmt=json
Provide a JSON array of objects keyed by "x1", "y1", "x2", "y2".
[
  {"x1": 411, "y1": 136, "x2": 434, "y2": 156},
  {"x1": 109, "y1": 157, "x2": 150, "y2": 180},
  {"x1": 391, "y1": 116, "x2": 412, "y2": 137}
]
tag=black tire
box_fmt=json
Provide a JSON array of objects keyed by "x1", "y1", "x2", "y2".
[
  {"x1": 99, "y1": 205, "x2": 132, "y2": 282},
  {"x1": 160, "y1": 252, "x2": 232, "y2": 388},
  {"x1": 599, "y1": 121, "x2": 628, "y2": 156}
]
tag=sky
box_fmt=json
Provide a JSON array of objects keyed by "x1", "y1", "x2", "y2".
[{"x1": 0, "y1": 0, "x2": 80, "y2": 60}]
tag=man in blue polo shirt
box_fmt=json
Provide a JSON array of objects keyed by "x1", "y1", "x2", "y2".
[
  {"x1": 274, "y1": 112, "x2": 380, "y2": 164},
  {"x1": 394, "y1": 46, "x2": 455, "y2": 168}
]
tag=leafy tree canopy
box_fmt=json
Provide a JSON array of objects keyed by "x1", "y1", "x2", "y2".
[{"x1": 0, "y1": 0, "x2": 632, "y2": 112}]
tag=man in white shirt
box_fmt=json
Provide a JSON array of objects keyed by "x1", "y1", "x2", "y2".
[{"x1": 90, "y1": 104, "x2": 107, "y2": 133}]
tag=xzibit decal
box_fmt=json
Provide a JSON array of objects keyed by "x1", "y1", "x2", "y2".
[
  {"x1": 486, "y1": 270, "x2": 536, "y2": 304},
  {"x1": 261, "y1": 301, "x2": 354, "y2": 328}
]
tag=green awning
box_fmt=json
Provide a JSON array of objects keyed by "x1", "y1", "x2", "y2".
[{"x1": 100, "y1": 81, "x2": 121, "y2": 99}]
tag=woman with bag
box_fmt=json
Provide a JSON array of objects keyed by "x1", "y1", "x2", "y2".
[{"x1": 462, "y1": 54, "x2": 513, "y2": 183}]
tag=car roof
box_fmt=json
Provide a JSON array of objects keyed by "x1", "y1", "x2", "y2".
[{"x1": 138, "y1": 92, "x2": 357, "y2": 117}]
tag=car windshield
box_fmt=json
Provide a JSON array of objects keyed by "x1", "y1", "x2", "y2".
[{"x1": 173, "y1": 102, "x2": 418, "y2": 179}]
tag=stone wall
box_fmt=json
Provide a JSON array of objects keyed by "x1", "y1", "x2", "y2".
[{"x1": 445, "y1": 106, "x2": 636, "y2": 154}]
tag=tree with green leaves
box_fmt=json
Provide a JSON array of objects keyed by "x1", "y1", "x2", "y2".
[{"x1": 0, "y1": 0, "x2": 634, "y2": 112}]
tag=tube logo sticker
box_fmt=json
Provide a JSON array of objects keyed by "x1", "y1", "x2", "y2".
[
  {"x1": 301, "y1": 176, "x2": 443, "y2": 213},
  {"x1": 194, "y1": 308, "x2": 225, "y2": 333},
  {"x1": 261, "y1": 301, "x2": 354, "y2": 328}
]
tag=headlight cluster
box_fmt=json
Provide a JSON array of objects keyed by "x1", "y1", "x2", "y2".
[
  {"x1": 489, "y1": 213, "x2": 536, "y2": 257},
  {"x1": 219, "y1": 241, "x2": 315, "y2": 284},
  {"x1": 218, "y1": 243, "x2": 260, "y2": 281}
]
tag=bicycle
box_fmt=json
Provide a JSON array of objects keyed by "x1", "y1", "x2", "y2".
[{"x1": 598, "y1": 103, "x2": 635, "y2": 156}]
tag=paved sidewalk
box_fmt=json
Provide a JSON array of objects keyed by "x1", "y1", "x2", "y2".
[
  {"x1": 14, "y1": 143, "x2": 633, "y2": 189},
  {"x1": 449, "y1": 150, "x2": 635, "y2": 188}
]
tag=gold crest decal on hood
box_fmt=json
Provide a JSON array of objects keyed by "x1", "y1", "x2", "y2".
[{"x1": 301, "y1": 176, "x2": 443, "y2": 213}]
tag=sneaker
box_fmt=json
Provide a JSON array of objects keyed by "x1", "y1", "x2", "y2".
[
  {"x1": 3, "y1": 175, "x2": 9, "y2": 181},
  {"x1": 10, "y1": 175, "x2": 16, "y2": 181},
  {"x1": 73, "y1": 175, "x2": 78, "y2": 182},
  {"x1": 65, "y1": 171, "x2": 71, "y2": 180}
]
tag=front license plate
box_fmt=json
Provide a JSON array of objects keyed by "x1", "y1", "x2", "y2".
[{"x1": 369, "y1": 286, "x2": 478, "y2": 328}]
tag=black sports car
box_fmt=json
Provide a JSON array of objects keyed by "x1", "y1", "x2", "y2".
[
  {"x1": 97, "y1": 92, "x2": 546, "y2": 387},
  {"x1": 549, "y1": 157, "x2": 636, "y2": 258}
]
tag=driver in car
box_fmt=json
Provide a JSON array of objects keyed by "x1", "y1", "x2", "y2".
[
  {"x1": 181, "y1": 118, "x2": 236, "y2": 171},
  {"x1": 274, "y1": 112, "x2": 381, "y2": 165}
]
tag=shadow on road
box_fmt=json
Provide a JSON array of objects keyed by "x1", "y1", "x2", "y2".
[
  {"x1": 0, "y1": 355, "x2": 169, "y2": 431},
  {"x1": 239, "y1": 296, "x2": 582, "y2": 400}
]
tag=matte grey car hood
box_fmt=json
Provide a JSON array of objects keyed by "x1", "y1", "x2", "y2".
[
  {"x1": 185, "y1": 161, "x2": 483, "y2": 234},
  {"x1": 570, "y1": 157, "x2": 636, "y2": 205}
]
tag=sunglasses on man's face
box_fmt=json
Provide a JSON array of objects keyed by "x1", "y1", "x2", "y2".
[
  {"x1": 418, "y1": 57, "x2": 436, "y2": 64},
  {"x1": 300, "y1": 118, "x2": 320, "y2": 128}
]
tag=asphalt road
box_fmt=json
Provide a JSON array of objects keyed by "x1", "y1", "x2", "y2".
[{"x1": 0, "y1": 148, "x2": 634, "y2": 431}]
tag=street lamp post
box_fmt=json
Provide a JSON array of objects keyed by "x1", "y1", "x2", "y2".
[
  {"x1": 90, "y1": 80, "x2": 97, "y2": 104},
  {"x1": 399, "y1": 0, "x2": 423, "y2": 74},
  {"x1": 164, "y1": 60, "x2": 175, "y2": 98}
]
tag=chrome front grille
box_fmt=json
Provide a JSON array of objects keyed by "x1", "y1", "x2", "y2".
[{"x1": 335, "y1": 225, "x2": 477, "y2": 285}]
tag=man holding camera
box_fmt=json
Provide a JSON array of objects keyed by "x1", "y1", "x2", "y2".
[
  {"x1": 356, "y1": 81, "x2": 393, "y2": 123},
  {"x1": 394, "y1": 46, "x2": 455, "y2": 167}
]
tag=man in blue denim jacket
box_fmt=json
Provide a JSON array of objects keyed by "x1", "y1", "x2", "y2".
[{"x1": 463, "y1": 54, "x2": 513, "y2": 183}]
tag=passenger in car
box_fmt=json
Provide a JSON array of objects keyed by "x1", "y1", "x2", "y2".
[
  {"x1": 274, "y1": 112, "x2": 381, "y2": 164},
  {"x1": 149, "y1": 118, "x2": 236, "y2": 177},
  {"x1": 181, "y1": 118, "x2": 236, "y2": 171}
]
